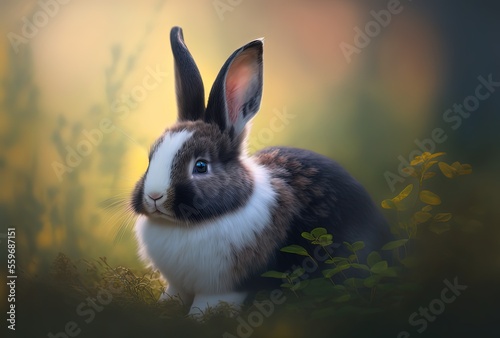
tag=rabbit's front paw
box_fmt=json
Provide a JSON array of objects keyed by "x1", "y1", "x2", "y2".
[
  {"x1": 159, "y1": 285, "x2": 190, "y2": 305},
  {"x1": 188, "y1": 292, "x2": 247, "y2": 320}
]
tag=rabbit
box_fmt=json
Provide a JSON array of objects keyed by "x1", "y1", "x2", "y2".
[{"x1": 131, "y1": 26, "x2": 391, "y2": 317}]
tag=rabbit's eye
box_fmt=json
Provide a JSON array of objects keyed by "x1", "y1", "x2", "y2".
[{"x1": 193, "y1": 160, "x2": 208, "y2": 174}]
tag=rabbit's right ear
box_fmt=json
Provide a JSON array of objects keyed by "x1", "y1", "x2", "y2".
[
  {"x1": 205, "y1": 39, "x2": 263, "y2": 138},
  {"x1": 170, "y1": 27, "x2": 205, "y2": 121}
]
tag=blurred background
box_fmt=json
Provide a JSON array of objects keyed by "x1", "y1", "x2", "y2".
[{"x1": 0, "y1": 0, "x2": 499, "y2": 334}]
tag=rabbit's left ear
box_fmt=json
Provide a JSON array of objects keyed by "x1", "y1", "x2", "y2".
[
  {"x1": 205, "y1": 39, "x2": 263, "y2": 138},
  {"x1": 170, "y1": 26, "x2": 205, "y2": 121}
]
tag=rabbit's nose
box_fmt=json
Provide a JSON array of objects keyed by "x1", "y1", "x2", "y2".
[{"x1": 148, "y1": 192, "x2": 164, "y2": 201}]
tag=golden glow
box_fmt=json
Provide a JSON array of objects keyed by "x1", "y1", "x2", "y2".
[{"x1": 0, "y1": 0, "x2": 449, "y2": 271}]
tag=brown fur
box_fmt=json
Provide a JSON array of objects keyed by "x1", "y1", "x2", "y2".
[{"x1": 230, "y1": 148, "x2": 326, "y2": 285}]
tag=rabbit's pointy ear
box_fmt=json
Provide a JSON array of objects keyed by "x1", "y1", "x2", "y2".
[
  {"x1": 170, "y1": 27, "x2": 205, "y2": 121},
  {"x1": 205, "y1": 39, "x2": 263, "y2": 137}
]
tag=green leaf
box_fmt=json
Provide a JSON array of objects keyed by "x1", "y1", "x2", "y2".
[
  {"x1": 313, "y1": 234, "x2": 333, "y2": 246},
  {"x1": 363, "y1": 275, "x2": 382, "y2": 288},
  {"x1": 381, "y1": 199, "x2": 396, "y2": 209},
  {"x1": 439, "y1": 162, "x2": 458, "y2": 178},
  {"x1": 319, "y1": 234, "x2": 333, "y2": 241},
  {"x1": 351, "y1": 241, "x2": 365, "y2": 252},
  {"x1": 350, "y1": 263, "x2": 370, "y2": 271},
  {"x1": 429, "y1": 152, "x2": 446, "y2": 160},
  {"x1": 414, "y1": 211, "x2": 432, "y2": 224},
  {"x1": 370, "y1": 261, "x2": 388, "y2": 274},
  {"x1": 433, "y1": 213, "x2": 452, "y2": 223},
  {"x1": 400, "y1": 256, "x2": 420, "y2": 268},
  {"x1": 301, "y1": 232, "x2": 314, "y2": 240},
  {"x1": 381, "y1": 239, "x2": 408, "y2": 250},
  {"x1": 440, "y1": 161, "x2": 472, "y2": 177},
  {"x1": 410, "y1": 155, "x2": 424, "y2": 166},
  {"x1": 382, "y1": 184, "x2": 414, "y2": 210},
  {"x1": 280, "y1": 245, "x2": 309, "y2": 256},
  {"x1": 367, "y1": 251, "x2": 382, "y2": 268},
  {"x1": 333, "y1": 294, "x2": 351, "y2": 303},
  {"x1": 332, "y1": 285, "x2": 347, "y2": 292},
  {"x1": 311, "y1": 227, "x2": 327, "y2": 238},
  {"x1": 429, "y1": 222, "x2": 451, "y2": 234},
  {"x1": 422, "y1": 205, "x2": 433, "y2": 212},
  {"x1": 393, "y1": 184, "x2": 414, "y2": 203},
  {"x1": 322, "y1": 269, "x2": 337, "y2": 278},
  {"x1": 419, "y1": 190, "x2": 441, "y2": 205},
  {"x1": 343, "y1": 278, "x2": 365, "y2": 288},
  {"x1": 422, "y1": 160, "x2": 439, "y2": 173},
  {"x1": 262, "y1": 270, "x2": 287, "y2": 279},
  {"x1": 323, "y1": 265, "x2": 350, "y2": 278},
  {"x1": 289, "y1": 268, "x2": 305, "y2": 279},
  {"x1": 422, "y1": 172, "x2": 436, "y2": 180},
  {"x1": 458, "y1": 163, "x2": 472, "y2": 175},
  {"x1": 291, "y1": 279, "x2": 310, "y2": 291},
  {"x1": 422, "y1": 152, "x2": 432, "y2": 160},
  {"x1": 343, "y1": 242, "x2": 353, "y2": 252},
  {"x1": 402, "y1": 166, "x2": 418, "y2": 177},
  {"x1": 280, "y1": 283, "x2": 293, "y2": 288},
  {"x1": 378, "y1": 267, "x2": 398, "y2": 277},
  {"x1": 337, "y1": 259, "x2": 351, "y2": 266}
]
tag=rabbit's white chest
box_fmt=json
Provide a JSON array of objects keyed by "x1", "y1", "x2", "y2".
[
  {"x1": 135, "y1": 217, "x2": 235, "y2": 293},
  {"x1": 134, "y1": 163, "x2": 277, "y2": 294}
]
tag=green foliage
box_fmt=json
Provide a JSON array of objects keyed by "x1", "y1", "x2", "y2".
[
  {"x1": 381, "y1": 239, "x2": 408, "y2": 250},
  {"x1": 280, "y1": 244, "x2": 310, "y2": 256},
  {"x1": 381, "y1": 151, "x2": 472, "y2": 237},
  {"x1": 264, "y1": 225, "x2": 404, "y2": 316}
]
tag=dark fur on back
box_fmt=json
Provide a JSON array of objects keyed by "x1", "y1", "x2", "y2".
[{"x1": 236, "y1": 147, "x2": 391, "y2": 291}]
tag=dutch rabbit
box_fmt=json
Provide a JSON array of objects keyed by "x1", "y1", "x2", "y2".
[{"x1": 132, "y1": 27, "x2": 390, "y2": 317}]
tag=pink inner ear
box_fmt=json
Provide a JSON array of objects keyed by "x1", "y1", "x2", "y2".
[{"x1": 225, "y1": 53, "x2": 255, "y2": 124}]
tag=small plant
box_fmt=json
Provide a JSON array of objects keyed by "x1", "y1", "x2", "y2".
[
  {"x1": 261, "y1": 230, "x2": 403, "y2": 318},
  {"x1": 382, "y1": 152, "x2": 471, "y2": 238}
]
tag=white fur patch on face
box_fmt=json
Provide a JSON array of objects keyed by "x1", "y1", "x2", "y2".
[{"x1": 143, "y1": 130, "x2": 193, "y2": 213}]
